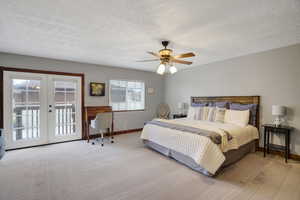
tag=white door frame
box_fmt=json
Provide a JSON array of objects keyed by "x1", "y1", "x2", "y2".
[
  {"x1": 47, "y1": 75, "x2": 82, "y2": 143},
  {"x1": 4, "y1": 71, "x2": 48, "y2": 149},
  {"x1": 3, "y1": 70, "x2": 83, "y2": 149}
]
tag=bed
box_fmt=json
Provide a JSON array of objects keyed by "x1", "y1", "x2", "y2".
[{"x1": 141, "y1": 96, "x2": 260, "y2": 176}]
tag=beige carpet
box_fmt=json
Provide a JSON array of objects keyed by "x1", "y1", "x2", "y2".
[{"x1": 0, "y1": 133, "x2": 299, "y2": 200}]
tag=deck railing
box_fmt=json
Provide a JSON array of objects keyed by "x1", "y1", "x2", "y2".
[{"x1": 13, "y1": 104, "x2": 75, "y2": 140}]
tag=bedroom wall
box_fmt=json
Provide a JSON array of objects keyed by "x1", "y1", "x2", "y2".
[
  {"x1": 164, "y1": 44, "x2": 300, "y2": 155},
  {"x1": 0, "y1": 53, "x2": 164, "y2": 132}
]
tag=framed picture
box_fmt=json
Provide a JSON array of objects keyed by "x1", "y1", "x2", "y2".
[
  {"x1": 90, "y1": 82, "x2": 105, "y2": 96},
  {"x1": 147, "y1": 87, "x2": 155, "y2": 95}
]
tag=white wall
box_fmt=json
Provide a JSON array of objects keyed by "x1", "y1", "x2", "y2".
[
  {"x1": 164, "y1": 44, "x2": 300, "y2": 155},
  {"x1": 0, "y1": 53, "x2": 164, "y2": 131}
]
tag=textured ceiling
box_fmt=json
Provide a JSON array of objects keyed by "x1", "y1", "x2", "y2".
[{"x1": 0, "y1": 0, "x2": 299, "y2": 72}]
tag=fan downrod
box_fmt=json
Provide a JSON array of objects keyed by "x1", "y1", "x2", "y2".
[{"x1": 162, "y1": 41, "x2": 169, "y2": 48}]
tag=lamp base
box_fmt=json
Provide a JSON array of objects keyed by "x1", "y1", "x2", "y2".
[{"x1": 273, "y1": 117, "x2": 283, "y2": 127}]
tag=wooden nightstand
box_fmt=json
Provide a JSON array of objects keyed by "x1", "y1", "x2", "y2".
[
  {"x1": 262, "y1": 124, "x2": 294, "y2": 163},
  {"x1": 173, "y1": 114, "x2": 187, "y2": 119}
]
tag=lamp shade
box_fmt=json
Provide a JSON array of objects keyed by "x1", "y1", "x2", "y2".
[
  {"x1": 272, "y1": 105, "x2": 286, "y2": 116},
  {"x1": 169, "y1": 66, "x2": 178, "y2": 74},
  {"x1": 156, "y1": 64, "x2": 166, "y2": 75}
]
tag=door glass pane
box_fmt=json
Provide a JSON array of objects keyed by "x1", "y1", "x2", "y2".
[
  {"x1": 13, "y1": 79, "x2": 27, "y2": 90},
  {"x1": 54, "y1": 81, "x2": 77, "y2": 136},
  {"x1": 28, "y1": 80, "x2": 40, "y2": 91},
  {"x1": 66, "y1": 92, "x2": 75, "y2": 103},
  {"x1": 28, "y1": 91, "x2": 40, "y2": 104},
  {"x1": 13, "y1": 128, "x2": 26, "y2": 141},
  {"x1": 13, "y1": 115, "x2": 26, "y2": 128},
  {"x1": 55, "y1": 92, "x2": 65, "y2": 104},
  {"x1": 12, "y1": 79, "x2": 41, "y2": 141}
]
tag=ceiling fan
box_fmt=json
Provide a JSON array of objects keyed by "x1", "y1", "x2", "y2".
[{"x1": 138, "y1": 41, "x2": 195, "y2": 75}]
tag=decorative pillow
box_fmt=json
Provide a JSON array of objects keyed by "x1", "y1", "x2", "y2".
[
  {"x1": 215, "y1": 102, "x2": 228, "y2": 108},
  {"x1": 207, "y1": 102, "x2": 228, "y2": 108},
  {"x1": 207, "y1": 102, "x2": 215, "y2": 107},
  {"x1": 224, "y1": 109, "x2": 250, "y2": 127},
  {"x1": 214, "y1": 107, "x2": 226, "y2": 123},
  {"x1": 191, "y1": 102, "x2": 207, "y2": 107},
  {"x1": 229, "y1": 103, "x2": 257, "y2": 126}
]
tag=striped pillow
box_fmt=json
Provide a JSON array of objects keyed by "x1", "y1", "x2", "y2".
[
  {"x1": 207, "y1": 107, "x2": 217, "y2": 121},
  {"x1": 194, "y1": 107, "x2": 209, "y2": 120},
  {"x1": 202, "y1": 106, "x2": 210, "y2": 120}
]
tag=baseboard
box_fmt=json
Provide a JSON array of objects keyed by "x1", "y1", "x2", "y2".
[
  {"x1": 257, "y1": 147, "x2": 300, "y2": 161},
  {"x1": 88, "y1": 128, "x2": 142, "y2": 139},
  {"x1": 115, "y1": 128, "x2": 143, "y2": 135},
  {"x1": 8, "y1": 128, "x2": 143, "y2": 151},
  {"x1": 6, "y1": 139, "x2": 82, "y2": 151}
]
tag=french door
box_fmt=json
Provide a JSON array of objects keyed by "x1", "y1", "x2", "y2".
[{"x1": 3, "y1": 71, "x2": 82, "y2": 149}]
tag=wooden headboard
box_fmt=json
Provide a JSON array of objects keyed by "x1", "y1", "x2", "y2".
[{"x1": 191, "y1": 96, "x2": 260, "y2": 129}]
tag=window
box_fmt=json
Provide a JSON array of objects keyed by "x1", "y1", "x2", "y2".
[{"x1": 109, "y1": 80, "x2": 145, "y2": 111}]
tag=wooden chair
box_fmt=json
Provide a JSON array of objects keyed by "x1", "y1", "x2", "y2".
[{"x1": 157, "y1": 103, "x2": 170, "y2": 119}]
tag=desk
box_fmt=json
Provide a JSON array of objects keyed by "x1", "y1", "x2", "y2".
[{"x1": 85, "y1": 106, "x2": 114, "y2": 143}]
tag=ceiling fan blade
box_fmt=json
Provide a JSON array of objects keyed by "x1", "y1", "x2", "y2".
[
  {"x1": 136, "y1": 59, "x2": 160, "y2": 62},
  {"x1": 171, "y1": 59, "x2": 193, "y2": 65},
  {"x1": 173, "y1": 52, "x2": 195, "y2": 59},
  {"x1": 147, "y1": 51, "x2": 161, "y2": 58}
]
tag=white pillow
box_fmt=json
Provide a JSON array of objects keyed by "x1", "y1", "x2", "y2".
[
  {"x1": 224, "y1": 109, "x2": 250, "y2": 127},
  {"x1": 194, "y1": 107, "x2": 202, "y2": 120},
  {"x1": 187, "y1": 107, "x2": 200, "y2": 120},
  {"x1": 187, "y1": 107, "x2": 195, "y2": 119}
]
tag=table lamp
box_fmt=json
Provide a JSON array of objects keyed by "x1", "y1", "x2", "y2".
[{"x1": 272, "y1": 105, "x2": 286, "y2": 127}]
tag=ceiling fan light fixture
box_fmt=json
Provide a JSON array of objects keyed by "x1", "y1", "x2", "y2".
[
  {"x1": 140, "y1": 41, "x2": 195, "y2": 75},
  {"x1": 159, "y1": 49, "x2": 172, "y2": 56},
  {"x1": 156, "y1": 63, "x2": 166, "y2": 75},
  {"x1": 169, "y1": 65, "x2": 177, "y2": 74}
]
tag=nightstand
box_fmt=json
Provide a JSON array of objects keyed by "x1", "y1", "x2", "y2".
[
  {"x1": 262, "y1": 124, "x2": 294, "y2": 163},
  {"x1": 173, "y1": 114, "x2": 187, "y2": 119}
]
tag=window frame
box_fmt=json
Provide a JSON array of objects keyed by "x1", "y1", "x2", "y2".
[{"x1": 109, "y1": 79, "x2": 146, "y2": 112}]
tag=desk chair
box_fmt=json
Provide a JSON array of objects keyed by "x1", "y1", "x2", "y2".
[{"x1": 90, "y1": 112, "x2": 114, "y2": 146}]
